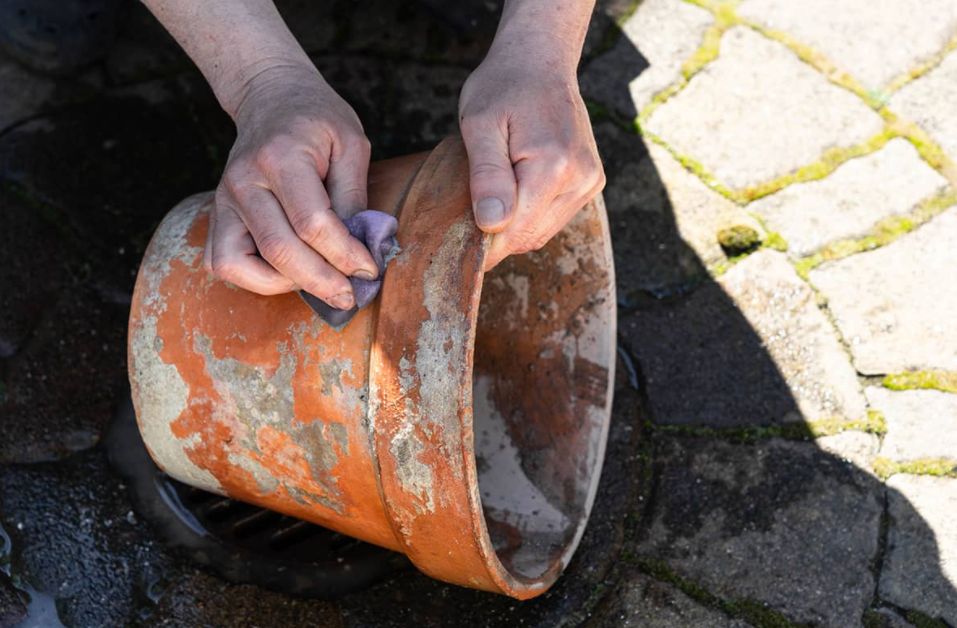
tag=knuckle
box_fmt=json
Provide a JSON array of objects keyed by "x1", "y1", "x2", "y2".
[
  {"x1": 255, "y1": 137, "x2": 294, "y2": 172},
  {"x1": 257, "y1": 233, "x2": 296, "y2": 268},
  {"x1": 220, "y1": 167, "x2": 248, "y2": 198},
  {"x1": 471, "y1": 160, "x2": 510, "y2": 178},
  {"x1": 290, "y1": 210, "x2": 330, "y2": 244}
]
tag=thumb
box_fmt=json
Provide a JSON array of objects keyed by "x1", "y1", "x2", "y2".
[{"x1": 461, "y1": 118, "x2": 517, "y2": 233}]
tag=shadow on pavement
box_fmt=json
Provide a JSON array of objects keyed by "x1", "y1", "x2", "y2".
[{"x1": 0, "y1": 1, "x2": 954, "y2": 627}]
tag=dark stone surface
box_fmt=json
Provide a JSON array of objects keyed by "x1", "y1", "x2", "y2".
[
  {"x1": 0, "y1": 572, "x2": 27, "y2": 627},
  {"x1": 0, "y1": 449, "x2": 177, "y2": 626},
  {"x1": 633, "y1": 437, "x2": 883, "y2": 626},
  {"x1": 593, "y1": 121, "x2": 710, "y2": 303},
  {"x1": 590, "y1": 571, "x2": 749, "y2": 627},
  {"x1": 619, "y1": 283, "x2": 799, "y2": 427}
]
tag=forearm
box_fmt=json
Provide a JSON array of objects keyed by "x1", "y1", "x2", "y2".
[
  {"x1": 489, "y1": 0, "x2": 596, "y2": 74},
  {"x1": 142, "y1": 0, "x2": 318, "y2": 119}
]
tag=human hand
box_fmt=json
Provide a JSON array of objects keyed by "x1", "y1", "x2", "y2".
[
  {"x1": 458, "y1": 36, "x2": 605, "y2": 270},
  {"x1": 205, "y1": 64, "x2": 378, "y2": 309}
]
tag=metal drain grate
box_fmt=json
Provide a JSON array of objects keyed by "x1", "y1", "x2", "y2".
[{"x1": 106, "y1": 393, "x2": 409, "y2": 598}]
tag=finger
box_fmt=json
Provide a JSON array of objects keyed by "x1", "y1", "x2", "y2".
[
  {"x1": 460, "y1": 113, "x2": 517, "y2": 232},
  {"x1": 266, "y1": 155, "x2": 379, "y2": 280},
  {"x1": 235, "y1": 185, "x2": 357, "y2": 309},
  {"x1": 326, "y1": 134, "x2": 371, "y2": 218},
  {"x1": 208, "y1": 199, "x2": 297, "y2": 295},
  {"x1": 483, "y1": 160, "x2": 572, "y2": 270}
]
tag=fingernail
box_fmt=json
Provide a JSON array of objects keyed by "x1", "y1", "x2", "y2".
[
  {"x1": 330, "y1": 293, "x2": 355, "y2": 310},
  {"x1": 475, "y1": 197, "x2": 506, "y2": 226},
  {"x1": 354, "y1": 269, "x2": 377, "y2": 281}
]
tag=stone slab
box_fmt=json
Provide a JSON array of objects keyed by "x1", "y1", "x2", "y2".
[
  {"x1": 622, "y1": 250, "x2": 866, "y2": 426},
  {"x1": 816, "y1": 430, "x2": 880, "y2": 471},
  {"x1": 594, "y1": 121, "x2": 764, "y2": 302},
  {"x1": 634, "y1": 437, "x2": 883, "y2": 626},
  {"x1": 594, "y1": 570, "x2": 750, "y2": 627},
  {"x1": 889, "y1": 49, "x2": 957, "y2": 166},
  {"x1": 581, "y1": 0, "x2": 713, "y2": 117},
  {"x1": 880, "y1": 474, "x2": 957, "y2": 625},
  {"x1": 738, "y1": 0, "x2": 957, "y2": 90},
  {"x1": 0, "y1": 55, "x2": 53, "y2": 131},
  {"x1": 867, "y1": 387, "x2": 957, "y2": 463},
  {"x1": 809, "y1": 208, "x2": 957, "y2": 373},
  {"x1": 646, "y1": 26, "x2": 884, "y2": 190},
  {"x1": 749, "y1": 139, "x2": 949, "y2": 256}
]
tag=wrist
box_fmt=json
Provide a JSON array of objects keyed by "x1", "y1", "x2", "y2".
[
  {"x1": 487, "y1": 0, "x2": 595, "y2": 77},
  {"x1": 226, "y1": 61, "x2": 326, "y2": 124}
]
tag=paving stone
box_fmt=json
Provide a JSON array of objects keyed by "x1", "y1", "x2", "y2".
[
  {"x1": 0, "y1": 573, "x2": 27, "y2": 628},
  {"x1": 867, "y1": 388, "x2": 957, "y2": 463},
  {"x1": 809, "y1": 207, "x2": 957, "y2": 374},
  {"x1": 880, "y1": 475, "x2": 957, "y2": 625},
  {"x1": 581, "y1": 0, "x2": 713, "y2": 117},
  {"x1": 737, "y1": 0, "x2": 957, "y2": 90},
  {"x1": 0, "y1": 286, "x2": 127, "y2": 464},
  {"x1": 865, "y1": 607, "x2": 917, "y2": 628},
  {"x1": 0, "y1": 55, "x2": 53, "y2": 131},
  {"x1": 148, "y1": 570, "x2": 343, "y2": 627},
  {"x1": 816, "y1": 430, "x2": 880, "y2": 471},
  {"x1": 622, "y1": 250, "x2": 866, "y2": 426},
  {"x1": 889, "y1": 49, "x2": 957, "y2": 165},
  {"x1": 594, "y1": 121, "x2": 763, "y2": 301},
  {"x1": 634, "y1": 437, "x2": 883, "y2": 627},
  {"x1": 646, "y1": 27, "x2": 884, "y2": 190},
  {"x1": 594, "y1": 570, "x2": 750, "y2": 627},
  {"x1": 748, "y1": 139, "x2": 949, "y2": 256},
  {"x1": 0, "y1": 190, "x2": 72, "y2": 359}
]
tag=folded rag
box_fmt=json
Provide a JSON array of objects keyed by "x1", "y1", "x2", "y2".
[{"x1": 299, "y1": 210, "x2": 399, "y2": 328}]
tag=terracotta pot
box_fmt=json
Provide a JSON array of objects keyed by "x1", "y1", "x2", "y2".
[{"x1": 128, "y1": 136, "x2": 616, "y2": 599}]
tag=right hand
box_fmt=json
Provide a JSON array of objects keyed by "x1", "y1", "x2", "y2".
[{"x1": 204, "y1": 64, "x2": 379, "y2": 310}]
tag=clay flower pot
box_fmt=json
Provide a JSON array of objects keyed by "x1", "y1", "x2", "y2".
[{"x1": 128, "y1": 136, "x2": 616, "y2": 599}]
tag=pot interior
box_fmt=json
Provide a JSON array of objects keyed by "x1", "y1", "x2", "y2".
[{"x1": 472, "y1": 202, "x2": 614, "y2": 582}]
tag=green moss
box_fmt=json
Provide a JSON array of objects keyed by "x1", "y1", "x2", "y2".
[
  {"x1": 681, "y1": 24, "x2": 727, "y2": 79},
  {"x1": 635, "y1": 558, "x2": 801, "y2": 627},
  {"x1": 717, "y1": 224, "x2": 761, "y2": 256},
  {"x1": 763, "y1": 231, "x2": 788, "y2": 252},
  {"x1": 649, "y1": 412, "x2": 884, "y2": 442},
  {"x1": 642, "y1": 131, "x2": 737, "y2": 200},
  {"x1": 904, "y1": 609, "x2": 950, "y2": 628},
  {"x1": 792, "y1": 186, "x2": 956, "y2": 279},
  {"x1": 738, "y1": 129, "x2": 896, "y2": 203},
  {"x1": 883, "y1": 370, "x2": 957, "y2": 394},
  {"x1": 873, "y1": 456, "x2": 957, "y2": 481},
  {"x1": 885, "y1": 32, "x2": 957, "y2": 95}
]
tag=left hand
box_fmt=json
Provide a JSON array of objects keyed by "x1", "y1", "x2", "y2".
[{"x1": 458, "y1": 50, "x2": 605, "y2": 270}]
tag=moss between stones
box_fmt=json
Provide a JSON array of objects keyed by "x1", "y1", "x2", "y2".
[
  {"x1": 872, "y1": 456, "x2": 957, "y2": 481},
  {"x1": 634, "y1": 558, "x2": 803, "y2": 627},
  {"x1": 648, "y1": 411, "x2": 885, "y2": 443},
  {"x1": 884, "y1": 31, "x2": 957, "y2": 96},
  {"x1": 738, "y1": 129, "x2": 897, "y2": 203},
  {"x1": 793, "y1": 187, "x2": 957, "y2": 279},
  {"x1": 882, "y1": 370, "x2": 957, "y2": 394},
  {"x1": 627, "y1": 0, "x2": 957, "y2": 231},
  {"x1": 904, "y1": 608, "x2": 951, "y2": 628}
]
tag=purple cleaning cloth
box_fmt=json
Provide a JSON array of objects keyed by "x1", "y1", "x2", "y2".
[{"x1": 299, "y1": 210, "x2": 399, "y2": 328}]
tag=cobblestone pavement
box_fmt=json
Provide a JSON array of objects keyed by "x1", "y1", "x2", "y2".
[{"x1": 1, "y1": 0, "x2": 956, "y2": 626}]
